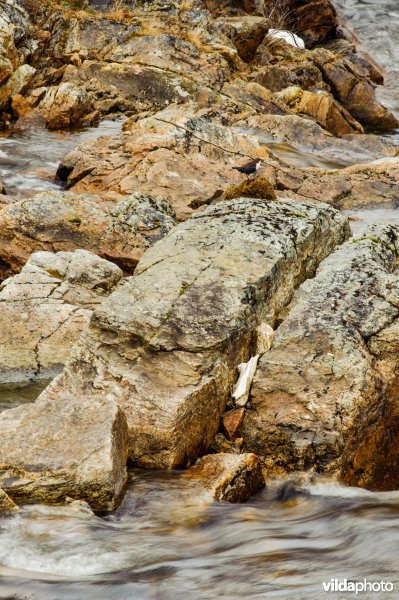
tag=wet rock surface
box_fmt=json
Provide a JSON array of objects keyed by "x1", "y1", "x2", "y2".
[
  {"x1": 0, "y1": 391, "x2": 128, "y2": 512},
  {"x1": 244, "y1": 224, "x2": 399, "y2": 491},
  {"x1": 0, "y1": 249, "x2": 122, "y2": 386},
  {"x1": 183, "y1": 453, "x2": 265, "y2": 502},
  {"x1": 36, "y1": 198, "x2": 349, "y2": 469}
]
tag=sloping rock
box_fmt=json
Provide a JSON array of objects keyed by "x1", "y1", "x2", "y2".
[
  {"x1": 0, "y1": 191, "x2": 176, "y2": 278},
  {"x1": 0, "y1": 391, "x2": 128, "y2": 512},
  {"x1": 0, "y1": 488, "x2": 18, "y2": 512},
  {"x1": 36, "y1": 198, "x2": 349, "y2": 469},
  {"x1": 56, "y1": 107, "x2": 271, "y2": 220},
  {"x1": 61, "y1": 60, "x2": 196, "y2": 116},
  {"x1": 312, "y1": 48, "x2": 399, "y2": 131},
  {"x1": 182, "y1": 453, "x2": 264, "y2": 502},
  {"x1": 243, "y1": 224, "x2": 399, "y2": 491},
  {"x1": 241, "y1": 113, "x2": 398, "y2": 167},
  {"x1": 274, "y1": 86, "x2": 363, "y2": 137},
  {"x1": 104, "y1": 32, "x2": 230, "y2": 87},
  {"x1": 292, "y1": 159, "x2": 399, "y2": 209},
  {"x1": 0, "y1": 0, "x2": 33, "y2": 113},
  {"x1": 0, "y1": 249, "x2": 122, "y2": 386}
]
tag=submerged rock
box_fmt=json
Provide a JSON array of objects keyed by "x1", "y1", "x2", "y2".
[
  {"x1": 182, "y1": 453, "x2": 265, "y2": 503},
  {"x1": 243, "y1": 224, "x2": 399, "y2": 491},
  {"x1": 0, "y1": 391, "x2": 128, "y2": 512},
  {"x1": 0, "y1": 249, "x2": 122, "y2": 386},
  {"x1": 35, "y1": 198, "x2": 349, "y2": 469},
  {"x1": 0, "y1": 191, "x2": 176, "y2": 278}
]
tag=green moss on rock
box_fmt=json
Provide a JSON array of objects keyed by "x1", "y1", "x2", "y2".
[{"x1": 222, "y1": 178, "x2": 277, "y2": 202}]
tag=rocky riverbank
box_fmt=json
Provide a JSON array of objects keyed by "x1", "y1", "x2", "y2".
[{"x1": 0, "y1": 0, "x2": 398, "y2": 513}]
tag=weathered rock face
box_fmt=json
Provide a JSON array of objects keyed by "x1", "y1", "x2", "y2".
[
  {"x1": 286, "y1": 159, "x2": 399, "y2": 210},
  {"x1": 254, "y1": 40, "x2": 398, "y2": 132},
  {"x1": 0, "y1": 488, "x2": 18, "y2": 512},
  {"x1": 311, "y1": 49, "x2": 399, "y2": 131},
  {"x1": 57, "y1": 108, "x2": 270, "y2": 220},
  {"x1": 25, "y1": 9, "x2": 234, "y2": 125},
  {"x1": 290, "y1": 0, "x2": 338, "y2": 47},
  {"x1": 37, "y1": 198, "x2": 349, "y2": 470},
  {"x1": 0, "y1": 0, "x2": 34, "y2": 113},
  {"x1": 274, "y1": 86, "x2": 363, "y2": 137},
  {"x1": 0, "y1": 191, "x2": 176, "y2": 278},
  {"x1": 241, "y1": 113, "x2": 399, "y2": 167},
  {"x1": 0, "y1": 249, "x2": 122, "y2": 386},
  {"x1": 0, "y1": 390, "x2": 128, "y2": 512},
  {"x1": 243, "y1": 224, "x2": 399, "y2": 491},
  {"x1": 212, "y1": 16, "x2": 268, "y2": 62},
  {"x1": 182, "y1": 453, "x2": 265, "y2": 502}
]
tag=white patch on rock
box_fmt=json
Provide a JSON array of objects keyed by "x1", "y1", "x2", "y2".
[
  {"x1": 232, "y1": 355, "x2": 260, "y2": 407},
  {"x1": 267, "y1": 29, "x2": 305, "y2": 49}
]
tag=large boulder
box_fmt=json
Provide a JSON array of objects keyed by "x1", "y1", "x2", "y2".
[
  {"x1": 33, "y1": 82, "x2": 98, "y2": 129},
  {"x1": 36, "y1": 198, "x2": 349, "y2": 469},
  {"x1": 0, "y1": 191, "x2": 176, "y2": 278},
  {"x1": 0, "y1": 391, "x2": 128, "y2": 512},
  {"x1": 0, "y1": 249, "x2": 122, "y2": 386},
  {"x1": 56, "y1": 107, "x2": 270, "y2": 220},
  {"x1": 243, "y1": 224, "x2": 399, "y2": 491}
]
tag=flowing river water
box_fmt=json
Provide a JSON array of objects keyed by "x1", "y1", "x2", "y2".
[{"x1": 0, "y1": 2, "x2": 399, "y2": 598}]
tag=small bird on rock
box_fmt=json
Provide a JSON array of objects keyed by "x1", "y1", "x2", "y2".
[{"x1": 232, "y1": 158, "x2": 261, "y2": 179}]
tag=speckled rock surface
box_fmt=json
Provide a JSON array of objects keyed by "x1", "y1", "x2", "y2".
[
  {"x1": 0, "y1": 191, "x2": 176, "y2": 278},
  {"x1": 0, "y1": 390, "x2": 128, "y2": 513},
  {"x1": 243, "y1": 224, "x2": 399, "y2": 491},
  {"x1": 36, "y1": 198, "x2": 349, "y2": 469},
  {"x1": 0, "y1": 249, "x2": 122, "y2": 386}
]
